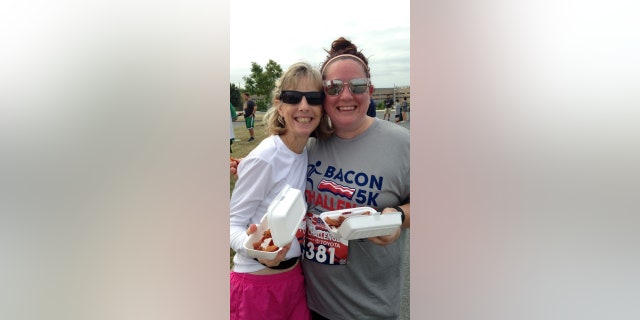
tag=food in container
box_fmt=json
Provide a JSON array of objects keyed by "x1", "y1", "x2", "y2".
[{"x1": 242, "y1": 184, "x2": 306, "y2": 260}]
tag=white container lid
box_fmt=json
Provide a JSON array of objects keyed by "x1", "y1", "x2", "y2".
[
  {"x1": 266, "y1": 184, "x2": 306, "y2": 247},
  {"x1": 320, "y1": 207, "x2": 402, "y2": 240},
  {"x1": 242, "y1": 184, "x2": 306, "y2": 259}
]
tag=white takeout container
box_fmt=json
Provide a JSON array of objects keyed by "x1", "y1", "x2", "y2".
[
  {"x1": 243, "y1": 184, "x2": 306, "y2": 260},
  {"x1": 319, "y1": 207, "x2": 402, "y2": 240}
]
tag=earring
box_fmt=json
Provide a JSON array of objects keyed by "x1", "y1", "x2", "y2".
[
  {"x1": 278, "y1": 115, "x2": 285, "y2": 126},
  {"x1": 324, "y1": 114, "x2": 332, "y2": 128}
]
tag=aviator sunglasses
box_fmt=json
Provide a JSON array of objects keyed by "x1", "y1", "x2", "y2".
[
  {"x1": 323, "y1": 78, "x2": 370, "y2": 96},
  {"x1": 280, "y1": 90, "x2": 324, "y2": 105}
]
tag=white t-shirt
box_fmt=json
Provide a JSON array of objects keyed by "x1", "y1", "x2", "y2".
[{"x1": 229, "y1": 135, "x2": 307, "y2": 273}]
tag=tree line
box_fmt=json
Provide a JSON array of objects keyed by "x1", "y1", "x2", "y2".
[{"x1": 230, "y1": 59, "x2": 283, "y2": 112}]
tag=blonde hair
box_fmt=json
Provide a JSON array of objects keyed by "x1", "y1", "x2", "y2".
[{"x1": 264, "y1": 61, "x2": 333, "y2": 139}]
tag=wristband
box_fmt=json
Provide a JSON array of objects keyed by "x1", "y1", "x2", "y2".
[{"x1": 393, "y1": 206, "x2": 405, "y2": 223}]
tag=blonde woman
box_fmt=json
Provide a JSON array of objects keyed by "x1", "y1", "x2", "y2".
[{"x1": 229, "y1": 61, "x2": 331, "y2": 320}]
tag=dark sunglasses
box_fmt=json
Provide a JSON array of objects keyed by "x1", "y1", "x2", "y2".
[
  {"x1": 323, "y1": 78, "x2": 370, "y2": 96},
  {"x1": 280, "y1": 90, "x2": 324, "y2": 105}
]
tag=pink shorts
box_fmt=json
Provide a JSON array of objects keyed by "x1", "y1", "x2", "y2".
[{"x1": 230, "y1": 262, "x2": 311, "y2": 320}]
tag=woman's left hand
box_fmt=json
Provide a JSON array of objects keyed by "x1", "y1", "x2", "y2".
[
  {"x1": 367, "y1": 207, "x2": 402, "y2": 246},
  {"x1": 367, "y1": 226, "x2": 401, "y2": 246}
]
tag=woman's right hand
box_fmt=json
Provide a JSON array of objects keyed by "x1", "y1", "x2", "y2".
[
  {"x1": 230, "y1": 157, "x2": 242, "y2": 178},
  {"x1": 246, "y1": 224, "x2": 291, "y2": 267},
  {"x1": 256, "y1": 243, "x2": 291, "y2": 268}
]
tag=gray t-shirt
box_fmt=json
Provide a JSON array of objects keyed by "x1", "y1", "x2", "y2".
[{"x1": 302, "y1": 119, "x2": 410, "y2": 320}]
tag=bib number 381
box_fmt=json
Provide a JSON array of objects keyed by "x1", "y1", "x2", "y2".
[
  {"x1": 305, "y1": 242, "x2": 337, "y2": 264},
  {"x1": 304, "y1": 213, "x2": 349, "y2": 265}
]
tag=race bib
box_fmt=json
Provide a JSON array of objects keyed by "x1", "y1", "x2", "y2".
[
  {"x1": 295, "y1": 214, "x2": 306, "y2": 252},
  {"x1": 303, "y1": 212, "x2": 349, "y2": 265}
]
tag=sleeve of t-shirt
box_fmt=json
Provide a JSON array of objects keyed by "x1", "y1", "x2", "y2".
[{"x1": 229, "y1": 156, "x2": 275, "y2": 255}]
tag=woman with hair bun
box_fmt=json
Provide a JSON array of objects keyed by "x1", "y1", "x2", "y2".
[
  {"x1": 230, "y1": 38, "x2": 411, "y2": 320},
  {"x1": 301, "y1": 37, "x2": 411, "y2": 320}
]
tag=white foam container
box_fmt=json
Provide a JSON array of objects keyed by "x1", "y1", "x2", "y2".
[
  {"x1": 243, "y1": 184, "x2": 306, "y2": 260},
  {"x1": 320, "y1": 207, "x2": 402, "y2": 240}
]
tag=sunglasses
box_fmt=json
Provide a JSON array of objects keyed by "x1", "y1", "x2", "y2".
[
  {"x1": 280, "y1": 90, "x2": 324, "y2": 105},
  {"x1": 323, "y1": 78, "x2": 370, "y2": 96}
]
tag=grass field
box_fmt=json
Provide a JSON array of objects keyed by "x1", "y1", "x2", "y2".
[
  {"x1": 229, "y1": 113, "x2": 269, "y2": 191},
  {"x1": 229, "y1": 113, "x2": 268, "y2": 269}
]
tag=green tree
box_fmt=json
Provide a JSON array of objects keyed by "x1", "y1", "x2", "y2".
[
  {"x1": 230, "y1": 83, "x2": 242, "y2": 111},
  {"x1": 242, "y1": 59, "x2": 283, "y2": 111}
]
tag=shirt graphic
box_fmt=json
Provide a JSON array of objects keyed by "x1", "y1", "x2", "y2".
[{"x1": 304, "y1": 160, "x2": 385, "y2": 265}]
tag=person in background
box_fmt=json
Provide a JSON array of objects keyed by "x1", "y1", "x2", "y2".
[
  {"x1": 229, "y1": 61, "x2": 332, "y2": 320},
  {"x1": 303, "y1": 36, "x2": 410, "y2": 320},
  {"x1": 230, "y1": 102, "x2": 237, "y2": 153},
  {"x1": 366, "y1": 98, "x2": 377, "y2": 118},
  {"x1": 395, "y1": 98, "x2": 403, "y2": 123},
  {"x1": 242, "y1": 92, "x2": 257, "y2": 142},
  {"x1": 383, "y1": 93, "x2": 393, "y2": 121},
  {"x1": 401, "y1": 96, "x2": 409, "y2": 122}
]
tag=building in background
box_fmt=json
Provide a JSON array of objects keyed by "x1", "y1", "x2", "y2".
[{"x1": 371, "y1": 86, "x2": 410, "y2": 108}]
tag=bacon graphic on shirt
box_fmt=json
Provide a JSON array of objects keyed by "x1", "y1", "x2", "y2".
[{"x1": 317, "y1": 179, "x2": 355, "y2": 199}]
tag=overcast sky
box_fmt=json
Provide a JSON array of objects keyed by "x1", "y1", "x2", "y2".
[{"x1": 230, "y1": 0, "x2": 410, "y2": 89}]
